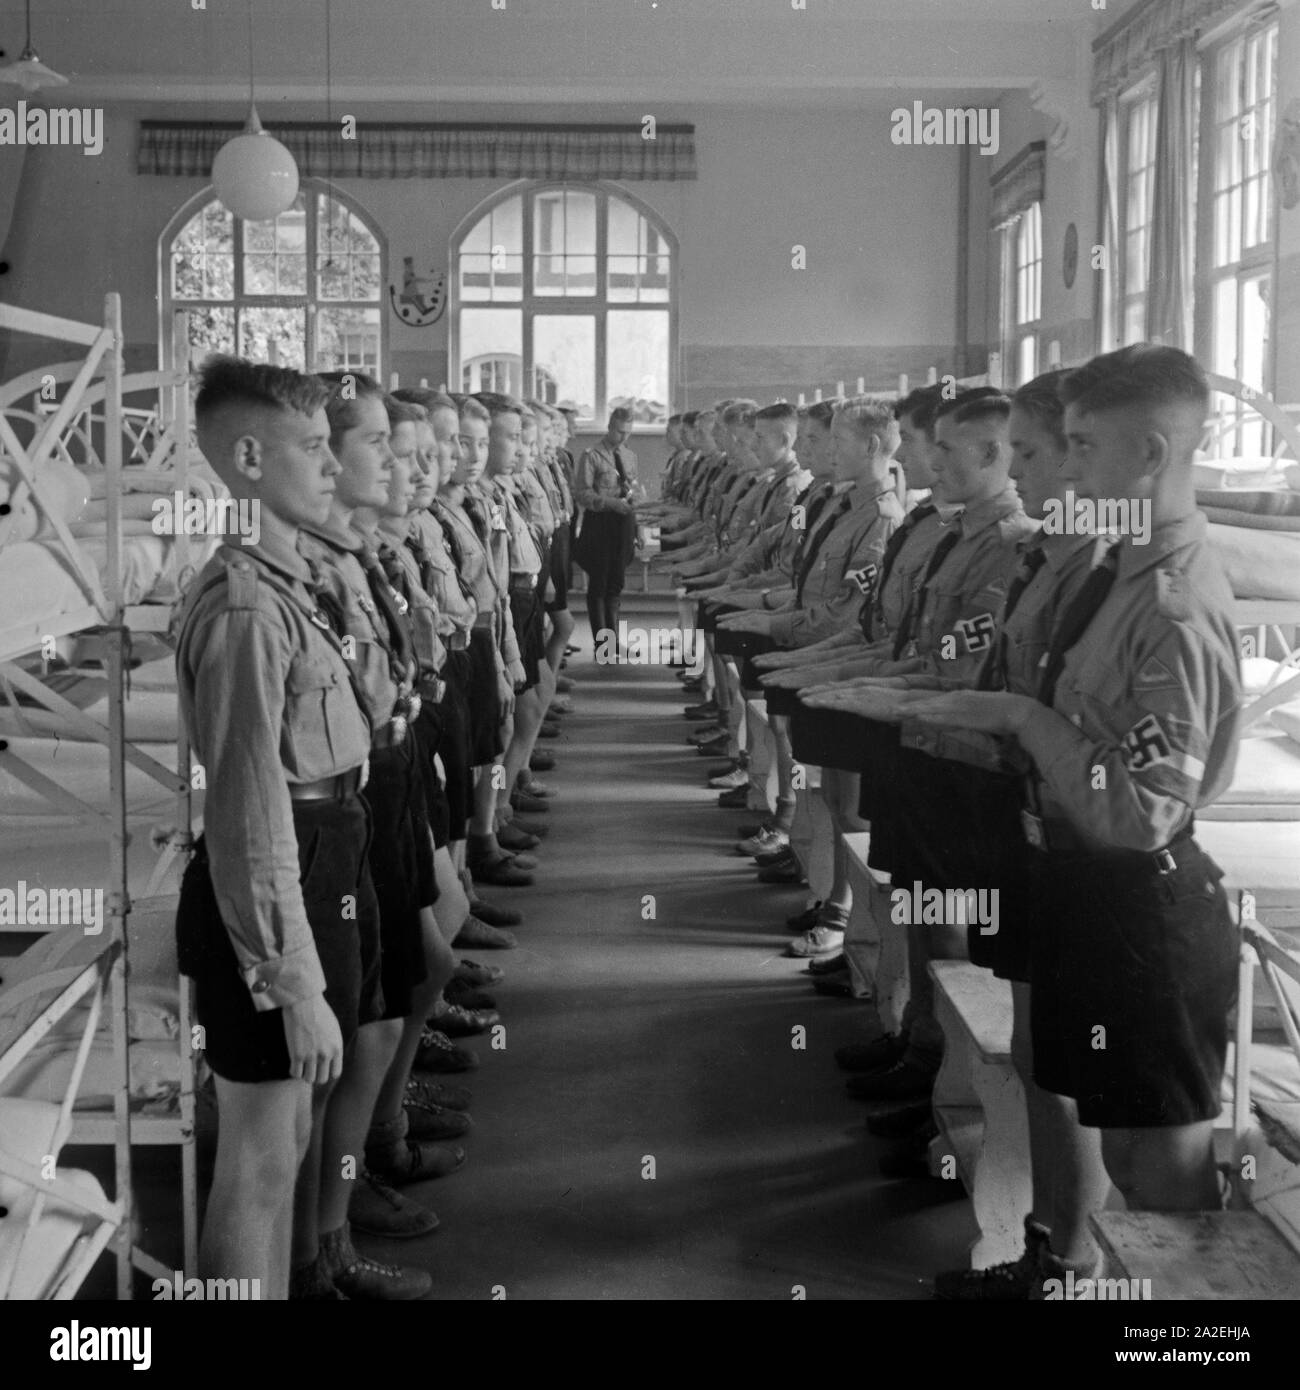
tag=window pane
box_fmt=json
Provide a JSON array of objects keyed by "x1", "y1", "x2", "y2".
[
  {"x1": 607, "y1": 310, "x2": 669, "y2": 424},
  {"x1": 237, "y1": 307, "x2": 306, "y2": 369},
  {"x1": 316, "y1": 307, "x2": 381, "y2": 376},
  {"x1": 533, "y1": 315, "x2": 595, "y2": 421},
  {"x1": 1018, "y1": 334, "x2": 1037, "y2": 386},
  {"x1": 460, "y1": 308, "x2": 523, "y2": 398},
  {"x1": 607, "y1": 255, "x2": 639, "y2": 302},
  {"x1": 171, "y1": 202, "x2": 234, "y2": 300},
  {"x1": 607, "y1": 196, "x2": 641, "y2": 257},
  {"x1": 1212, "y1": 277, "x2": 1238, "y2": 378},
  {"x1": 243, "y1": 200, "x2": 307, "y2": 297},
  {"x1": 1123, "y1": 298, "x2": 1146, "y2": 346},
  {"x1": 183, "y1": 306, "x2": 235, "y2": 364}
]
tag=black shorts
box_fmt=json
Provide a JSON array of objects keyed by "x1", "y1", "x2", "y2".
[
  {"x1": 431, "y1": 649, "x2": 474, "y2": 843},
  {"x1": 364, "y1": 740, "x2": 433, "y2": 1022},
  {"x1": 175, "y1": 798, "x2": 383, "y2": 1084},
  {"x1": 547, "y1": 522, "x2": 571, "y2": 612},
  {"x1": 466, "y1": 626, "x2": 504, "y2": 764},
  {"x1": 510, "y1": 583, "x2": 545, "y2": 690},
  {"x1": 413, "y1": 704, "x2": 452, "y2": 849},
  {"x1": 789, "y1": 702, "x2": 881, "y2": 774},
  {"x1": 860, "y1": 722, "x2": 901, "y2": 875},
  {"x1": 889, "y1": 752, "x2": 1030, "y2": 983},
  {"x1": 1028, "y1": 835, "x2": 1236, "y2": 1128}
]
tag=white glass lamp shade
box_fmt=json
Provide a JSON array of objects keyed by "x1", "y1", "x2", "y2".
[{"x1": 212, "y1": 109, "x2": 299, "y2": 223}]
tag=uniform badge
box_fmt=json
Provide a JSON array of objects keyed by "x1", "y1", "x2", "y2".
[
  {"x1": 1122, "y1": 713, "x2": 1173, "y2": 771},
  {"x1": 847, "y1": 564, "x2": 878, "y2": 595},
  {"x1": 957, "y1": 612, "x2": 997, "y2": 653},
  {"x1": 490, "y1": 505, "x2": 506, "y2": 531}
]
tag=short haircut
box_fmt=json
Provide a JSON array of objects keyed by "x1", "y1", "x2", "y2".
[
  {"x1": 893, "y1": 383, "x2": 946, "y2": 435},
  {"x1": 756, "y1": 401, "x2": 799, "y2": 426},
  {"x1": 1012, "y1": 370, "x2": 1069, "y2": 450},
  {"x1": 393, "y1": 386, "x2": 458, "y2": 417},
  {"x1": 722, "y1": 399, "x2": 759, "y2": 427},
  {"x1": 608, "y1": 405, "x2": 634, "y2": 429},
  {"x1": 474, "y1": 391, "x2": 526, "y2": 421},
  {"x1": 681, "y1": 410, "x2": 700, "y2": 428},
  {"x1": 316, "y1": 369, "x2": 386, "y2": 446},
  {"x1": 194, "y1": 354, "x2": 330, "y2": 428},
  {"x1": 712, "y1": 399, "x2": 736, "y2": 415},
  {"x1": 933, "y1": 387, "x2": 1012, "y2": 428},
  {"x1": 835, "y1": 395, "x2": 897, "y2": 444},
  {"x1": 385, "y1": 395, "x2": 427, "y2": 428},
  {"x1": 667, "y1": 412, "x2": 683, "y2": 425},
  {"x1": 806, "y1": 398, "x2": 842, "y2": 430},
  {"x1": 458, "y1": 396, "x2": 491, "y2": 426},
  {"x1": 1059, "y1": 344, "x2": 1210, "y2": 417}
]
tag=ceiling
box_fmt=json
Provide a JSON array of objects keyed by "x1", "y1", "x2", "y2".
[{"x1": 0, "y1": 0, "x2": 1129, "y2": 109}]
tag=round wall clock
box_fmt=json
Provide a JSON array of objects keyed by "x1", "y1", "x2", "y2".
[{"x1": 1063, "y1": 222, "x2": 1079, "y2": 290}]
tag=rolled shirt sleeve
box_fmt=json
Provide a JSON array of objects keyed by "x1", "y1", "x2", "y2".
[{"x1": 186, "y1": 606, "x2": 329, "y2": 1011}]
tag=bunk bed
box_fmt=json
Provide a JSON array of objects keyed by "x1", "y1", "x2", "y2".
[{"x1": 0, "y1": 296, "x2": 203, "y2": 1299}]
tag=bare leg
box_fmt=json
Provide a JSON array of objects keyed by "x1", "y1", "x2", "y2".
[
  {"x1": 202, "y1": 1075, "x2": 311, "y2": 1300},
  {"x1": 317, "y1": 1017, "x2": 403, "y2": 1235},
  {"x1": 1101, "y1": 1122, "x2": 1221, "y2": 1212},
  {"x1": 1009, "y1": 982, "x2": 1107, "y2": 1266},
  {"x1": 290, "y1": 1078, "x2": 335, "y2": 1270}
]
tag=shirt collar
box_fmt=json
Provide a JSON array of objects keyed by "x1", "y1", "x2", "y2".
[
  {"x1": 1114, "y1": 510, "x2": 1207, "y2": 581},
  {"x1": 958, "y1": 486, "x2": 1023, "y2": 538},
  {"x1": 1038, "y1": 526, "x2": 1088, "y2": 570},
  {"x1": 232, "y1": 531, "x2": 313, "y2": 586},
  {"x1": 300, "y1": 517, "x2": 363, "y2": 554}
]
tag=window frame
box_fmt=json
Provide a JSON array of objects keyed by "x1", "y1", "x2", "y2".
[
  {"x1": 157, "y1": 179, "x2": 389, "y2": 377},
  {"x1": 999, "y1": 200, "x2": 1043, "y2": 389},
  {"x1": 1193, "y1": 13, "x2": 1280, "y2": 452},
  {"x1": 1114, "y1": 74, "x2": 1161, "y2": 348},
  {"x1": 448, "y1": 180, "x2": 679, "y2": 431}
]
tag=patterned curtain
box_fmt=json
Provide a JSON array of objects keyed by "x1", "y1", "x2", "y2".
[
  {"x1": 138, "y1": 121, "x2": 697, "y2": 181},
  {"x1": 1146, "y1": 37, "x2": 1197, "y2": 350}
]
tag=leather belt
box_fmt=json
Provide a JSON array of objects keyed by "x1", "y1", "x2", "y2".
[
  {"x1": 1025, "y1": 813, "x2": 1196, "y2": 872},
  {"x1": 289, "y1": 765, "x2": 364, "y2": 802},
  {"x1": 509, "y1": 573, "x2": 538, "y2": 594},
  {"x1": 446, "y1": 630, "x2": 469, "y2": 651},
  {"x1": 472, "y1": 613, "x2": 495, "y2": 631}
]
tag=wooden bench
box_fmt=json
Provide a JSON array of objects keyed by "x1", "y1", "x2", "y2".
[{"x1": 927, "y1": 960, "x2": 1031, "y2": 1268}]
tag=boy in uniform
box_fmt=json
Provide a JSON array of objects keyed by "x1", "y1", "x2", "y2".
[{"x1": 174, "y1": 358, "x2": 376, "y2": 1300}]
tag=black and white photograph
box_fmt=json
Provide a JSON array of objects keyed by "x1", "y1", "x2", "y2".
[{"x1": 0, "y1": 0, "x2": 1298, "y2": 1342}]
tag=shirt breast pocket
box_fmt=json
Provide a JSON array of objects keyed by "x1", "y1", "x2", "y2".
[{"x1": 285, "y1": 653, "x2": 360, "y2": 777}]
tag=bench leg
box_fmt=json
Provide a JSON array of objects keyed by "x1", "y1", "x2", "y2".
[{"x1": 967, "y1": 1057, "x2": 1032, "y2": 1269}]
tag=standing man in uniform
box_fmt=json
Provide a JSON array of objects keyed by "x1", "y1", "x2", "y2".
[
  {"x1": 907, "y1": 346, "x2": 1242, "y2": 1273},
  {"x1": 574, "y1": 405, "x2": 641, "y2": 652}
]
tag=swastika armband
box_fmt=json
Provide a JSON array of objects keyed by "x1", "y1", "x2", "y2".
[
  {"x1": 847, "y1": 564, "x2": 879, "y2": 595},
  {"x1": 956, "y1": 611, "x2": 997, "y2": 654},
  {"x1": 1122, "y1": 713, "x2": 1174, "y2": 772}
]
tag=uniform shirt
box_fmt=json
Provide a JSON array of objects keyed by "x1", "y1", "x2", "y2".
[
  {"x1": 488, "y1": 475, "x2": 544, "y2": 576},
  {"x1": 767, "y1": 484, "x2": 904, "y2": 647},
  {"x1": 435, "y1": 493, "x2": 522, "y2": 669},
  {"x1": 717, "y1": 471, "x2": 763, "y2": 546},
  {"x1": 575, "y1": 439, "x2": 640, "y2": 512},
  {"x1": 512, "y1": 468, "x2": 556, "y2": 548},
  {"x1": 381, "y1": 531, "x2": 446, "y2": 684},
  {"x1": 901, "y1": 529, "x2": 1095, "y2": 769},
  {"x1": 544, "y1": 451, "x2": 575, "y2": 523},
  {"x1": 1025, "y1": 512, "x2": 1241, "y2": 852},
  {"x1": 689, "y1": 453, "x2": 729, "y2": 510},
  {"x1": 176, "y1": 531, "x2": 369, "y2": 1012},
  {"x1": 299, "y1": 522, "x2": 409, "y2": 732},
  {"x1": 409, "y1": 507, "x2": 477, "y2": 639},
  {"x1": 728, "y1": 478, "x2": 830, "y2": 585},
  {"x1": 887, "y1": 487, "x2": 1038, "y2": 684}
]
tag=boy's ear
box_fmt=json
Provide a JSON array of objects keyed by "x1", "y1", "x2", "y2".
[{"x1": 232, "y1": 433, "x2": 264, "y2": 479}]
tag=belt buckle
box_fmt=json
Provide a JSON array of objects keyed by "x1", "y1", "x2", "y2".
[
  {"x1": 390, "y1": 713, "x2": 408, "y2": 745},
  {"x1": 432, "y1": 679, "x2": 446, "y2": 704},
  {"x1": 1155, "y1": 847, "x2": 1177, "y2": 874},
  {"x1": 1020, "y1": 809, "x2": 1047, "y2": 851},
  {"x1": 407, "y1": 692, "x2": 422, "y2": 723}
]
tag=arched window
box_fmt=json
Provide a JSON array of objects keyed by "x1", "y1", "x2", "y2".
[
  {"x1": 451, "y1": 183, "x2": 677, "y2": 427},
  {"x1": 160, "y1": 182, "x2": 386, "y2": 375}
]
